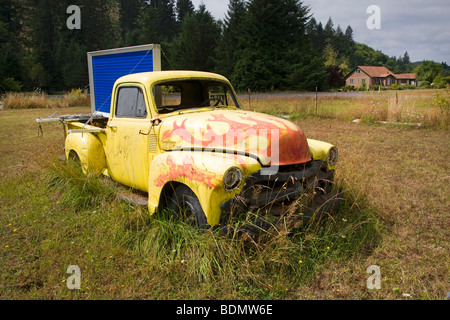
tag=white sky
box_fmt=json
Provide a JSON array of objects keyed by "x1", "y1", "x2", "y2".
[{"x1": 191, "y1": 0, "x2": 449, "y2": 64}]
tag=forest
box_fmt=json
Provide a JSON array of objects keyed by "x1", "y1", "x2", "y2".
[{"x1": 0, "y1": 0, "x2": 449, "y2": 94}]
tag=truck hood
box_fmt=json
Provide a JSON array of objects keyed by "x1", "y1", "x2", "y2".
[{"x1": 159, "y1": 110, "x2": 311, "y2": 166}]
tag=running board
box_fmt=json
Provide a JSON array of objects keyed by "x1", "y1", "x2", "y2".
[{"x1": 117, "y1": 192, "x2": 148, "y2": 207}]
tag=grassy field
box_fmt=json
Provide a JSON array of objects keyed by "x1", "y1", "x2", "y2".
[
  {"x1": 0, "y1": 90, "x2": 449, "y2": 300},
  {"x1": 242, "y1": 89, "x2": 449, "y2": 129}
]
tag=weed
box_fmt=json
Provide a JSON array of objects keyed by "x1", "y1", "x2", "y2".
[{"x1": 46, "y1": 159, "x2": 116, "y2": 212}]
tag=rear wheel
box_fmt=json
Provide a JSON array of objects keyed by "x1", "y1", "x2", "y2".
[
  {"x1": 67, "y1": 151, "x2": 86, "y2": 175},
  {"x1": 167, "y1": 185, "x2": 209, "y2": 229}
]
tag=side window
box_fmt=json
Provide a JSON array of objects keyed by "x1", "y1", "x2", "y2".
[{"x1": 116, "y1": 87, "x2": 148, "y2": 118}]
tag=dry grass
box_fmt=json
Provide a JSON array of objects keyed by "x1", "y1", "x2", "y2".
[
  {"x1": 0, "y1": 90, "x2": 448, "y2": 300},
  {"x1": 2, "y1": 89, "x2": 90, "y2": 110},
  {"x1": 294, "y1": 119, "x2": 449, "y2": 299},
  {"x1": 241, "y1": 89, "x2": 450, "y2": 129}
]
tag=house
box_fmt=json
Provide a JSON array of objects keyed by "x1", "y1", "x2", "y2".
[
  {"x1": 345, "y1": 66, "x2": 417, "y2": 88},
  {"x1": 395, "y1": 73, "x2": 416, "y2": 87}
]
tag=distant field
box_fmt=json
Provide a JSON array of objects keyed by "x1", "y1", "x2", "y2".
[
  {"x1": 0, "y1": 90, "x2": 448, "y2": 300},
  {"x1": 240, "y1": 89, "x2": 449, "y2": 129}
]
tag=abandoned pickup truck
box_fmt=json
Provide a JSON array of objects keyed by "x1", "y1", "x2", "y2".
[{"x1": 56, "y1": 70, "x2": 341, "y2": 229}]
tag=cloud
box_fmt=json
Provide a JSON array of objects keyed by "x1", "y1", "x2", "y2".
[
  {"x1": 302, "y1": 0, "x2": 450, "y2": 63},
  {"x1": 191, "y1": 0, "x2": 228, "y2": 20}
]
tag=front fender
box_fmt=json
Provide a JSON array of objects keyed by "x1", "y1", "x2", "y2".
[
  {"x1": 307, "y1": 139, "x2": 336, "y2": 170},
  {"x1": 148, "y1": 151, "x2": 261, "y2": 226},
  {"x1": 65, "y1": 132, "x2": 107, "y2": 175}
]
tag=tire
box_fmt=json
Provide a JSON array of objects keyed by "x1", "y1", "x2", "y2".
[{"x1": 167, "y1": 185, "x2": 209, "y2": 229}]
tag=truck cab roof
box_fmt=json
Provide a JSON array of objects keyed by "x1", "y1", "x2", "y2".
[{"x1": 115, "y1": 70, "x2": 231, "y2": 86}]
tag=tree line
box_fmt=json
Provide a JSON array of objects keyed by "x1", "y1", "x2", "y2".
[{"x1": 0, "y1": 0, "x2": 449, "y2": 94}]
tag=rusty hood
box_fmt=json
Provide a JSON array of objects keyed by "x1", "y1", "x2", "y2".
[{"x1": 159, "y1": 110, "x2": 311, "y2": 166}]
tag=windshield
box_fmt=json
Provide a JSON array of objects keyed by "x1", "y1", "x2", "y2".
[{"x1": 153, "y1": 79, "x2": 240, "y2": 114}]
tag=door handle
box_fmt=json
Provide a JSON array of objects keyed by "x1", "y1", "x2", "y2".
[{"x1": 107, "y1": 124, "x2": 117, "y2": 129}]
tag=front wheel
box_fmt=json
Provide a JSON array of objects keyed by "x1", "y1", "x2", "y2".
[{"x1": 167, "y1": 185, "x2": 209, "y2": 229}]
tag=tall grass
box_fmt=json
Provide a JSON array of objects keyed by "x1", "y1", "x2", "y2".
[
  {"x1": 106, "y1": 178, "x2": 381, "y2": 296},
  {"x1": 41, "y1": 158, "x2": 382, "y2": 298},
  {"x1": 3, "y1": 88, "x2": 90, "y2": 110},
  {"x1": 46, "y1": 159, "x2": 116, "y2": 212}
]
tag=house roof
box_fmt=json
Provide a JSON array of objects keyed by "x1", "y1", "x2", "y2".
[
  {"x1": 395, "y1": 73, "x2": 416, "y2": 80},
  {"x1": 346, "y1": 66, "x2": 416, "y2": 81},
  {"x1": 358, "y1": 66, "x2": 395, "y2": 78}
]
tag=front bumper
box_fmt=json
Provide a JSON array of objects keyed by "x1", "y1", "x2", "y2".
[{"x1": 220, "y1": 161, "x2": 343, "y2": 230}]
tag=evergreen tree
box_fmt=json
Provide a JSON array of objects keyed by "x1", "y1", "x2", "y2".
[
  {"x1": 333, "y1": 25, "x2": 345, "y2": 55},
  {"x1": 307, "y1": 18, "x2": 325, "y2": 52},
  {"x1": 402, "y1": 51, "x2": 411, "y2": 65},
  {"x1": 233, "y1": 0, "x2": 323, "y2": 91},
  {"x1": 119, "y1": 0, "x2": 145, "y2": 45},
  {"x1": 139, "y1": 0, "x2": 178, "y2": 44},
  {"x1": 0, "y1": 0, "x2": 23, "y2": 92},
  {"x1": 343, "y1": 25, "x2": 356, "y2": 66},
  {"x1": 170, "y1": 4, "x2": 221, "y2": 71},
  {"x1": 23, "y1": 0, "x2": 116, "y2": 91},
  {"x1": 215, "y1": 0, "x2": 247, "y2": 78},
  {"x1": 323, "y1": 17, "x2": 335, "y2": 45},
  {"x1": 176, "y1": 0, "x2": 195, "y2": 22},
  {"x1": 26, "y1": 0, "x2": 59, "y2": 90},
  {"x1": 80, "y1": 0, "x2": 116, "y2": 51}
]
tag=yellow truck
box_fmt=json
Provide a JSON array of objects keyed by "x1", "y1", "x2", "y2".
[
  {"x1": 38, "y1": 46, "x2": 341, "y2": 231},
  {"x1": 59, "y1": 70, "x2": 341, "y2": 228}
]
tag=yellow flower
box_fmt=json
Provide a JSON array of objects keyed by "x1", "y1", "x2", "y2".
[
  {"x1": 5, "y1": 245, "x2": 9, "y2": 248},
  {"x1": 327, "y1": 246, "x2": 330, "y2": 250},
  {"x1": 299, "y1": 260, "x2": 303, "y2": 264}
]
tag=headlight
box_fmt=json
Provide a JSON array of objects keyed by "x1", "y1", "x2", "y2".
[
  {"x1": 327, "y1": 147, "x2": 339, "y2": 166},
  {"x1": 223, "y1": 167, "x2": 243, "y2": 191}
]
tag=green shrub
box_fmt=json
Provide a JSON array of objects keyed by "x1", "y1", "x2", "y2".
[
  {"x1": 370, "y1": 85, "x2": 387, "y2": 91},
  {"x1": 390, "y1": 83, "x2": 404, "y2": 90},
  {"x1": 432, "y1": 76, "x2": 450, "y2": 89},
  {"x1": 0, "y1": 77, "x2": 22, "y2": 93},
  {"x1": 432, "y1": 92, "x2": 450, "y2": 112},
  {"x1": 341, "y1": 86, "x2": 356, "y2": 92}
]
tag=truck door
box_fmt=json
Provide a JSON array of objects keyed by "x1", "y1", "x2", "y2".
[{"x1": 106, "y1": 84, "x2": 154, "y2": 192}]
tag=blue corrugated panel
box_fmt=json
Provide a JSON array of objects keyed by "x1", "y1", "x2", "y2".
[{"x1": 92, "y1": 50, "x2": 154, "y2": 114}]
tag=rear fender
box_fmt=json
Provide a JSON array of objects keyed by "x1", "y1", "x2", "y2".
[{"x1": 65, "y1": 132, "x2": 107, "y2": 175}]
